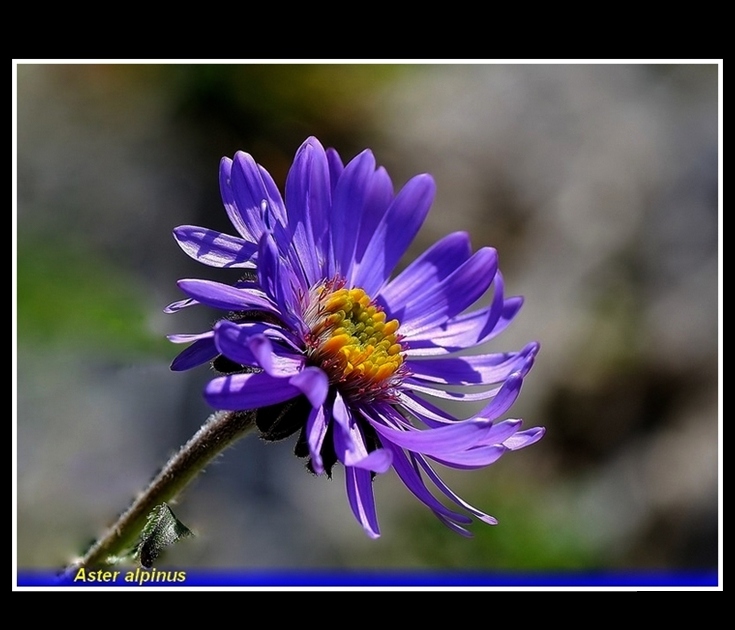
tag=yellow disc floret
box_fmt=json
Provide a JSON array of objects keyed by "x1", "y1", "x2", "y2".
[{"x1": 305, "y1": 281, "x2": 406, "y2": 401}]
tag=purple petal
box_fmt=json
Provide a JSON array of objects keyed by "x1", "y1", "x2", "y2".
[
  {"x1": 170, "y1": 336, "x2": 218, "y2": 371},
  {"x1": 405, "y1": 355, "x2": 534, "y2": 409},
  {"x1": 396, "y1": 247, "x2": 498, "y2": 335},
  {"x1": 353, "y1": 174, "x2": 436, "y2": 295},
  {"x1": 290, "y1": 367, "x2": 329, "y2": 408},
  {"x1": 257, "y1": 163, "x2": 288, "y2": 227},
  {"x1": 325, "y1": 147, "x2": 344, "y2": 192},
  {"x1": 479, "y1": 418, "x2": 525, "y2": 445},
  {"x1": 386, "y1": 442, "x2": 473, "y2": 525},
  {"x1": 350, "y1": 448, "x2": 393, "y2": 473},
  {"x1": 351, "y1": 166, "x2": 394, "y2": 279},
  {"x1": 213, "y1": 319, "x2": 302, "y2": 356},
  {"x1": 212, "y1": 322, "x2": 259, "y2": 366},
  {"x1": 222, "y1": 329, "x2": 305, "y2": 378},
  {"x1": 219, "y1": 157, "x2": 252, "y2": 241},
  {"x1": 406, "y1": 343, "x2": 538, "y2": 386},
  {"x1": 284, "y1": 137, "x2": 332, "y2": 285},
  {"x1": 396, "y1": 388, "x2": 525, "y2": 430},
  {"x1": 257, "y1": 232, "x2": 299, "y2": 322},
  {"x1": 173, "y1": 225, "x2": 257, "y2": 268},
  {"x1": 331, "y1": 390, "x2": 351, "y2": 432},
  {"x1": 473, "y1": 371, "x2": 525, "y2": 421},
  {"x1": 331, "y1": 391, "x2": 356, "y2": 457},
  {"x1": 365, "y1": 408, "x2": 496, "y2": 456},
  {"x1": 395, "y1": 391, "x2": 457, "y2": 427},
  {"x1": 403, "y1": 380, "x2": 503, "y2": 402},
  {"x1": 345, "y1": 466, "x2": 381, "y2": 539},
  {"x1": 332, "y1": 408, "x2": 393, "y2": 473},
  {"x1": 306, "y1": 405, "x2": 329, "y2": 475},
  {"x1": 433, "y1": 513, "x2": 474, "y2": 537},
  {"x1": 405, "y1": 274, "x2": 523, "y2": 354},
  {"x1": 164, "y1": 297, "x2": 198, "y2": 313},
  {"x1": 330, "y1": 149, "x2": 377, "y2": 278},
  {"x1": 205, "y1": 372, "x2": 300, "y2": 410},
  {"x1": 503, "y1": 427, "x2": 546, "y2": 450},
  {"x1": 415, "y1": 456, "x2": 498, "y2": 524},
  {"x1": 177, "y1": 278, "x2": 278, "y2": 314},
  {"x1": 429, "y1": 445, "x2": 507, "y2": 469},
  {"x1": 257, "y1": 232, "x2": 280, "y2": 303},
  {"x1": 229, "y1": 151, "x2": 286, "y2": 241},
  {"x1": 246, "y1": 334, "x2": 275, "y2": 373},
  {"x1": 331, "y1": 395, "x2": 391, "y2": 472},
  {"x1": 167, "y1": 331, "x2": 213, "y2": 344},
  {"x1": 378, "y1": 231, "x2": 472, "y2": 315}
]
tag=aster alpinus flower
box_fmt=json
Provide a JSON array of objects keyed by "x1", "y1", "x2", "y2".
[{"x1": 167, "y1": 137, "x2": 544, "y2": 538}]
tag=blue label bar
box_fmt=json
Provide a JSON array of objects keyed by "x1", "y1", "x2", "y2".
[{"x1": 16, "y1": 568, "x2": 720, "y2": 588}]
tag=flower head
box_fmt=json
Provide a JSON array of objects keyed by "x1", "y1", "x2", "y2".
[{"x1": 167, "y1": 137, "x2": 544, "y2": 538}]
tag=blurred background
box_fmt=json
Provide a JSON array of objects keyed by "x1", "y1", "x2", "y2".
[{"x1": 15, "y1": 63, "x2": 720, "y2": 578}]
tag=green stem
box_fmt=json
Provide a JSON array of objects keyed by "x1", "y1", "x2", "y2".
[{"x1": 61, "y1": 410, "x2": 256, "y2": 577}]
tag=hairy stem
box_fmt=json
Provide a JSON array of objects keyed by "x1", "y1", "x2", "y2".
[{"x1": 61, "y1": 410, "x2": 256, "y2": 577}]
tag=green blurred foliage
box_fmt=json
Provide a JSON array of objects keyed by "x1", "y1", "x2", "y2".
[
  {"x1": 355, "y1": 473, "x2": 599, "y2": 570},
  {"x1": 150, "y1": 63, "x2": 411, "y2": 164},
  {"x1": 16, "y1": 237, "x2": 169, "y2": 358}
]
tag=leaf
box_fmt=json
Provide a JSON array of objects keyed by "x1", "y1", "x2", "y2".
[{"x1": 135, "y1": 503, "x2": 193, "y2": 568}]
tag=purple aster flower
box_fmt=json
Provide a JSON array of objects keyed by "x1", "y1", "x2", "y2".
[{"x1": 167, "y1": 137, "x2": 544, "y2": 538}]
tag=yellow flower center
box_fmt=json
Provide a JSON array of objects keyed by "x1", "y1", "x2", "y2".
[{"x1": 305, "y1": 281, "x2": 405, "y2": 401}]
